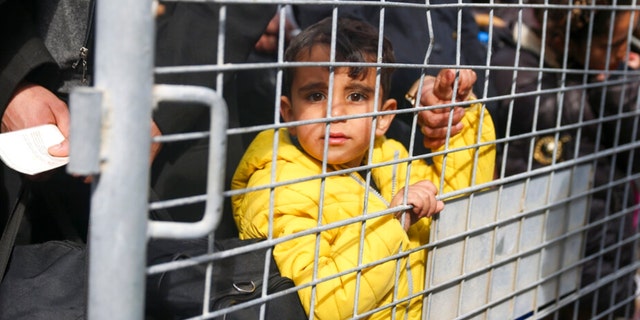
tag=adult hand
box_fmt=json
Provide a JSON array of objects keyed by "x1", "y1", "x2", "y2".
[
  {"x1": 415, "y1": 69, "x2": 477, "y2": 150},
  {"x1": 595, "y1": 52, "x2": 640, "y2": 81},
  {"x1": 254, "y1": 12, "x2": 298, "y2": 54},
  {"x1": 627, "y1": 51, "x2": 640, "y2": 69},
  {"x1": 2, "y1": 82, "x2": 70, "y2": 157},
  {"x1": 150, "y1": 120, "x2": 162, "y2": 164},
  {"x1": 81, "y1": 120, "x2": 162, "y2": 185},
  {"x1": 390, "y1": 180, "x2": 444, "y2": 232}
]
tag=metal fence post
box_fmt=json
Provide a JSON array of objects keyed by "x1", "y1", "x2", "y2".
[{"x1": 86, "y1": 0, "x2": 154, "y2": 318}]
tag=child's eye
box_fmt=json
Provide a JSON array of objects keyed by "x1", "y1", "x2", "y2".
[
  {"x1": 347, "y1": 92, "x2": 367, "y2": 102},
  {"x1": 307, "y1": 93, "x2": 326, "y2": 102}
]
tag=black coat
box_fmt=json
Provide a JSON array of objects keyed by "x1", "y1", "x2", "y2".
[
  {"x1": 0, "y1": 0, "x2": 60, "y2": 113},
  {"x1": 0, "y1": 0, "x2": 69, "y2": 239}
]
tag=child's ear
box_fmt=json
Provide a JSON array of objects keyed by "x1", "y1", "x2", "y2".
[
  {"x1": 280, "y1": 96, "x2": 297, "y2": 135},
  {"x1": 375, "y1": 98, "x2": 397, "y2": 137}
]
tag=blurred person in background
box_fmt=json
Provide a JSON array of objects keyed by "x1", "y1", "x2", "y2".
[{"x1": 489, "y1": 0, "x2": 640, "y2": 318}]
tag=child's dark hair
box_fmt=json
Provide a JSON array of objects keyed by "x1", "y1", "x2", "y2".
[{"x1": 282, "y1": 17, "x2": 396, "y2": 100}]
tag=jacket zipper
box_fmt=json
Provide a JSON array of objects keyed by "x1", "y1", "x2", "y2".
[
  {"x1": 349, "y1": 158, "x2": 416, "y2": 317},
  {"x1": 348, "y1": 151, "x2": 401, "y2": 207},
  {"x1": 71, "y1": 0, "x2": 95, "y2": 84},
  {"x1": 348, "y1": 173, "x2": 389, "y2": 207}
]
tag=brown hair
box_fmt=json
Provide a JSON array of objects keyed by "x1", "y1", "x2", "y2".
[{"x1": 282, "y1": 17, "x2": 396, "y2": 100}]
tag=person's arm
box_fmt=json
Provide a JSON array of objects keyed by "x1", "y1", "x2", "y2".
[
  {"x1": 0, "y1": 0, "x2": 69, "y2": 157},
  {"x1": 0, "y1": 1, "x2": 60, "y2": 112}
]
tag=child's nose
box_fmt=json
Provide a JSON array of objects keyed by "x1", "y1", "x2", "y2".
[{"x1": 330, "y1": 101, "x2": 347, "y2": 118}]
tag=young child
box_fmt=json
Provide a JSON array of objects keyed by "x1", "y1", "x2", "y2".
[{"x1": 231, "y1": 17, "x2": 495, "y2": 319}]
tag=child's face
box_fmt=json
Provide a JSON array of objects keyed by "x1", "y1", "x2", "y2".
[
  {"x1": 281, "y1": 44, "x2": 396, "y2": 168},
  {"x1": 571, "y1": 11, "x2": 639, "y2": 71}
]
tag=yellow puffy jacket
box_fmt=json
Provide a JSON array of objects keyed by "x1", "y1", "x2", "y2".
[{"x1": 231, "y1": 104, "x2": 495, "y2": 320}]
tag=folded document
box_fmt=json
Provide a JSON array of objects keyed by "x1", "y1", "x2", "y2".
[{"x1": 0, "y1": 124, "x2": 69, "y2": 175}]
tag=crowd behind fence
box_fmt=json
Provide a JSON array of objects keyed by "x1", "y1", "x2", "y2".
[{"x1": 78, "y1": 0, "x2": 640, "y2": 319}]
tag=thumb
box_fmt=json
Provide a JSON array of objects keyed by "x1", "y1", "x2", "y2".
[{"x1": 48, "y1": 138, "x2": 70, "y2": 157}]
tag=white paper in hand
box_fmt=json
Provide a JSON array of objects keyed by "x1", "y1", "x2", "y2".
[{"x1": 0, "y1": 124, "x2": 69, "y2": 175}]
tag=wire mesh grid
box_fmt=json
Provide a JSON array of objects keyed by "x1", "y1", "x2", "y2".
[{"x1": 117, "y1": 1, "x2": 640, "y2": 319}]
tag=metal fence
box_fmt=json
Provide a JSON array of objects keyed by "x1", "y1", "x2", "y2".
[{"x1": 74, "y1": 0, "x2": 640, "y2": 319}]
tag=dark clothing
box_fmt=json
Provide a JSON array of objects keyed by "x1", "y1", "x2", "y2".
[
  {"x1": 0, "y1": 0, "x2": 277, "y2": 241},
  {"x1": 0, "y1": 0, "x2": 89, "y2": 243},
  {"x1": 152, "y1": 3, "x2": 276, "y2": 239},
  {"x1": 0, "y1": 1, "x2": 61, "y2": 114},
  {"x1": 490, "y1": 21, "x2": 639, "y2": 318}
]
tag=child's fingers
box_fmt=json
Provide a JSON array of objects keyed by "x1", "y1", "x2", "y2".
[
  {"x1": 414, "y1": 180, "x2": 438, "y2": 194},
  {"x1": 406, "y1": 181, "x2": 442, "y2": 218}
]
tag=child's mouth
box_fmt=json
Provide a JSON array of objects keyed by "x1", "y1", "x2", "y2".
[{"x1": 326, "y1": 133, "x2": 348, "y2": 144}]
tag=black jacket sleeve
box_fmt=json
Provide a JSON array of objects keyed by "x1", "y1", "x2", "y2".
[
  {"x1": 0, "y1": 0, "x2": 60, "y2": 114},
  {"x1": 153, "y1": 3, "x2": 277, "y2": 135}
]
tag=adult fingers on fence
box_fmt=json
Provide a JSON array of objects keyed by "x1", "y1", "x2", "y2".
[
  {"x1": 418, "y1": 106, "x2": 466, "y2": 150},
  {"x1": 426, "y1": 68, "x2": 476, "y2": 103},
  {"x1": 414, "y1": 69, "x2": 476, "y2": 150}
]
